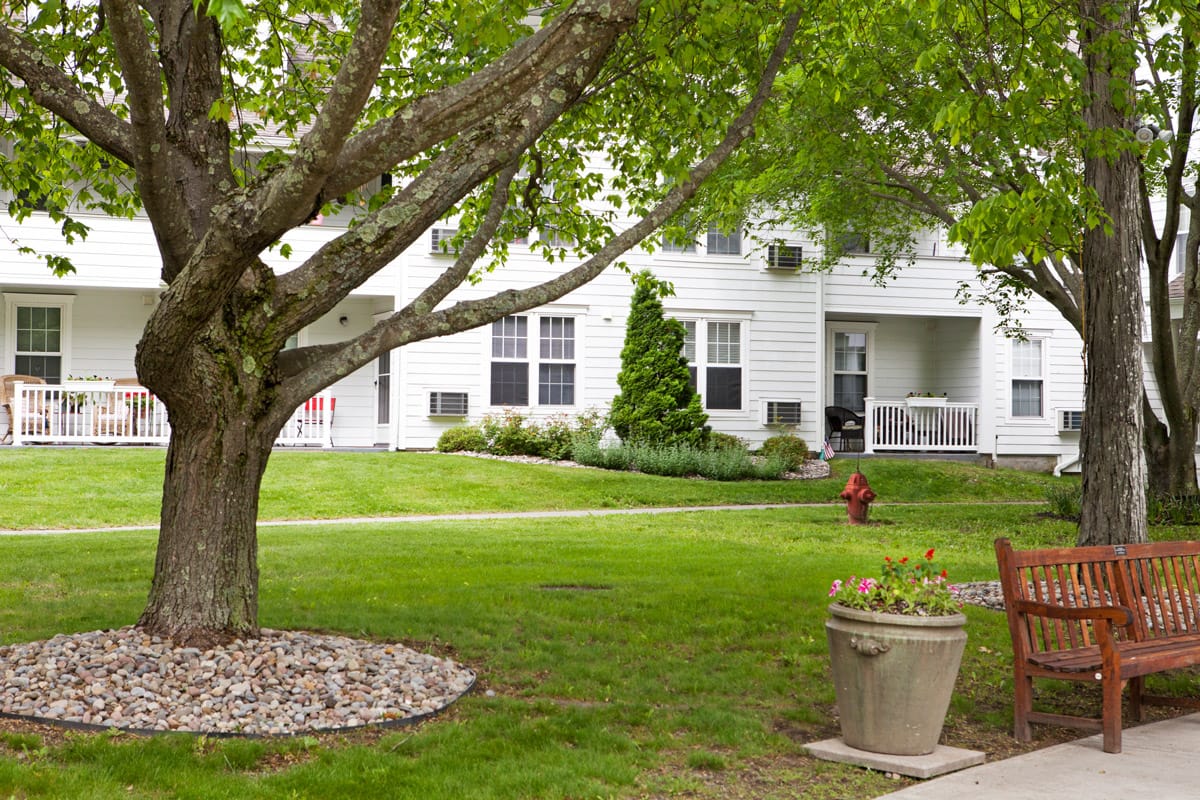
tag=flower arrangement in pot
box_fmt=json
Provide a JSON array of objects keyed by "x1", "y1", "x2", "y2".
[
  {"x1": 825, "y1": 549, "x2": 967, "y2": 756},
  {"x1": 829, "y1": 549, "x2": 961, "y2": 616}
]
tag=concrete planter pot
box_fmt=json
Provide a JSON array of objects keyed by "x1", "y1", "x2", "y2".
[{"x1": 826, "y1": 603, "x2": 967, "y2": 756}]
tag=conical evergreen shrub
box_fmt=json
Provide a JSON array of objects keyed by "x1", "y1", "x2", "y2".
[{"x1": 609, "y1": 271, "x2": 709, "y2": 447}]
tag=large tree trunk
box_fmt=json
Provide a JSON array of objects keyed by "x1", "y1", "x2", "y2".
[
  {"x1": 1076, "y1": 0, "x2": 1148, "y2": 546},
  {"x1": 136, "y1": 337, "x2": 283, "y2": 646}
]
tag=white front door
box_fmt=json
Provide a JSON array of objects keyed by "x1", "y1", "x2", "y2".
[{"x1": 374, "y1": 350, "x2": 392, "y2": 445}]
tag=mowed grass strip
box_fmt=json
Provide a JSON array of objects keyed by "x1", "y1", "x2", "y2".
[
  {"x1": 0, "y1": 494, "x2": 1112, "y2": 800},
  {"x1": 0, "y1": 449, "x2": 1066, "y2": 529}
]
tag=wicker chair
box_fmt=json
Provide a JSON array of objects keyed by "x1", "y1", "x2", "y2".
[
  {"x1": 1, "y1": 374, "x2": 48, "y2": 443},
  {"x1": 825, "y1": 405, "x2": 865, "y2": 452}
]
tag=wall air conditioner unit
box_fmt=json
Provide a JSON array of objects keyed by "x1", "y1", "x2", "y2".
[
  {"x1": 765, "y1": 243, "x2": 803, "y2": 271},
  {"x1": 429, "y1": 391, "x2": 469, "y2": 417},
  {"x1": 761, "y1": 399, "x2": 803, "y2": 426},
  {"x1": 430, "y1": 227, "x2": 459, "y2": 254},
  {"x1": 1057, "y1": 409, "x2": 1083, "y2": 432}
]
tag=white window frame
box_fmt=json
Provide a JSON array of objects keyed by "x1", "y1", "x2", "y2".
[
  {"x1": 676, "y1": 313, "x2": 749, "y2": 413},
  {"x1": 485, "y1": 310, "x2": 582, "y2": 409},
  {"x1": 826, "y1": 323, "x2": 876, "y2": 413},
  {"x1": 4, "y1": 293, "x2": 74, "y2": 383},
  {"x1": 1008, "y1": 334, "x2": 1048, "y2": 422}
]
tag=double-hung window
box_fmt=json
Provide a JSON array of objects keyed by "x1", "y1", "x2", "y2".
[
  {"x1": 1011, "y1": 338, "x2": 1044, "y2": 418},
  {"x1": 681, "y1": 319, "x2": 743, "y2": 410},
  {"x1": 5, "y1": 294, "x2": 72, "y2": 384},
  {"x1": 490, "y1": 314, "x2": 577, "y2": 406},
  {"x1": 538, "y1": 317, "x2": 575, "y2": 405},
  {"x1": 706, "y1": 225, "x2": 742, "y2": 256}
]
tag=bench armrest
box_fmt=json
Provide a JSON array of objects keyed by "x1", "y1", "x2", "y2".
[{"x1": 1013, "y1": 599, "x2": 1133, "y2": 628}]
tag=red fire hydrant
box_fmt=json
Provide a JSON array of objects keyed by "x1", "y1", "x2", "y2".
[{"x1": 840, "y1": 471, "x2": 876, "y2": 525}]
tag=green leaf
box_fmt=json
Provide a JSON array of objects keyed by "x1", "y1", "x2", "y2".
[{"x1": 197, "y1": 0, "x2": 250, "y2": 28}]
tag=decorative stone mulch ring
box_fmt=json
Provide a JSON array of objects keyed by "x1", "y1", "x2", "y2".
[{"x1": 0, "y1": 627, "x2": 475, "y2": 736}]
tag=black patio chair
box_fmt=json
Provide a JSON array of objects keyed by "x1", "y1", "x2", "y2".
[{"x1": 825, "y1": 405, "x2": 865, "y2": 452}]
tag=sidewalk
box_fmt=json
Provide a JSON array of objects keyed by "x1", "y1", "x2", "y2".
[{"x1": 876, "y1": 713, "x2": 1200, "y2": 799}]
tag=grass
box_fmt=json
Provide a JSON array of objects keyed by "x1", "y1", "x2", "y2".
[
  {"x1": 2, "y1": 452, "x2": 1169, "y2": 799},
  {"x1": 0, "y1": 449, "x2": 1064, "y2": 529}
]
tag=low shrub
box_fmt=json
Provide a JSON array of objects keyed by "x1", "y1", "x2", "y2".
[
  {"x1": 537, "y1": 415, "x2": 577, "y2": 461},
  {"x1": 759, "y1": 435, "x2": 809, "y2": 470},
  {"x1": 437, "y1": 409, "x2": 606, "y2": 461},
  {"x1": 481, "y1": 410, "x2": 544, "y2": 456},
  {"x1": 708, "y1": 432, "x2": 748, "y2": 452},
  {"x1": 436, "y1": 425, "x2": 487, "y2": 453}
]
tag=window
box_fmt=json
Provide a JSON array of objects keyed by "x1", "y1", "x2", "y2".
[
  {"x1": 707, "y1": 225, "x2": 742, "y2": 256},
  {"x1": 661, "y1": 215, "x2": 697, "y2": 253},
  {"x1": 681, "y1": 319, "x2": 743, "y2": 410},
  {"x1": 661, "y1": 233, "x2": 697, "y2": 254},
  {"x1": 539, "y1": 227, "x2": 574, "y2": 248},
  {"x1": 489, "y1": 314, "x2": 576, "y2": 406},
  {"x1": 835, "y1": 231, "x2": 870, "y2": 255},
  {"x1": 490, "y1": 316, "x2": 528, "y2": 405},
  {"x1": 831, "y1": 330, "x2": 868, "y2": 412},
  {"x1": 5, "y1": 294, "x2": 72, "y2": 384},
  {"x1": 538, "y1": 316, "x2": 575, "y2": 405},
  {"x1": 1011, "y1": 338, "x2": 1044, "y2": 417}
]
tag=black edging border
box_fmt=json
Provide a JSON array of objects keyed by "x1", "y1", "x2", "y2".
[{"x1": 0, "y1": 673, "x2": 476, "y2": 740}]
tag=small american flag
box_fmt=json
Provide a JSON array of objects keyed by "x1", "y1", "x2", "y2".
[{"x1": 820, "y1": 440, "x2": 835, "y2": 461}]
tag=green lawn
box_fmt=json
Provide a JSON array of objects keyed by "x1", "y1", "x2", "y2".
[
  {"x1": 0, "y1": 449, "x2": 1064, "y2": 529},
  {"x1": 0, "y1": 453, "x2": 1129, "y2": 799}
]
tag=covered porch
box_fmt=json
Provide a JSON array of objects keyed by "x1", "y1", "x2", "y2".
[
  {"x1": 826, "y1": 313, "x2": 984, "y2": 455},
  {"x1": 3, "y1": 379, "x2": 336, "y2": 448}
]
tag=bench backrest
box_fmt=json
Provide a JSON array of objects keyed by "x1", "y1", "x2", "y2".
[{"x1": 995, "y1": 538, "x2": 1200, "y2": 655}]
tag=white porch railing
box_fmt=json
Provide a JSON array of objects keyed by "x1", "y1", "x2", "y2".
[
  {"x1": 864, "y1": 397, "x2": 979, "y2": 453},
  {"x1": 9, "y1": 382, "x2": 334, "y2": 448}
]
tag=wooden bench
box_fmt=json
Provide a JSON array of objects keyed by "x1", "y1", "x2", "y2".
[{"x1": 994, "y1": 537, "x2": 1200, "y2": 753}]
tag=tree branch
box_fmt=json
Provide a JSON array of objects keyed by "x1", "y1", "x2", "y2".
[
  {"x1": 323, "y1": 0, "x2": 641, "y2": 200},
  {"x1": 0, "y1": 25, "x2": 134, "y2": 164},
  {"x1": 253, "y1": 0, "x2": 404, "y2": 234},
  {"x1": 270, "y1": 7, "x2": 640, "y2": 338},
  {"x1": 103, "y1": 0, "x2": 197, "y2": 273},
  {"x1": 271, "y1": 8, "x2": 801, "y2": 413}
]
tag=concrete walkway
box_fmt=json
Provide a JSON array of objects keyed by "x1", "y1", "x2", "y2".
[
  {"x1": 0, "y1": 503, "x2": 828, "y2": 536},
  {"x1": 876, "y1": 713, "x2": 1200, "y2": 799}
]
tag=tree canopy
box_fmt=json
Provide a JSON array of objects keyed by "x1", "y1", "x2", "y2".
[
  {"x1": 0, "y1": 0, "x2": 800, "y2": 643},
  {"x1": 691, "y1": 0, "x2": 1200, "y2": 542}
]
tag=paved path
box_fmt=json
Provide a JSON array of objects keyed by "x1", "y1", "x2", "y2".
[
  {"x1": 0, "y1": 502, "x2": 836, "y2": 536},
  {"x1": 876, "y1": 712, "x2": 1200, "y2": 799}
]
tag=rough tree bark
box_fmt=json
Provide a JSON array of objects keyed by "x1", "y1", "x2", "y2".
[{"x1": 1077, "y1": 0, "x2": 1149, "y2": 546}]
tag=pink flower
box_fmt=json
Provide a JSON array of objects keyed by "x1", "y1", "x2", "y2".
[
  {"x1": 828, "y1": 579, "x2": 843, "y2": 597},
  {"x1": 857, "y1": 578, "x2": 875, "y2": 593}
]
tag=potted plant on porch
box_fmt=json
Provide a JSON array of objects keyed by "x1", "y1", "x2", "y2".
[{"x1": 825, "y1": 549, "x2": 966, "y2": 756}]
